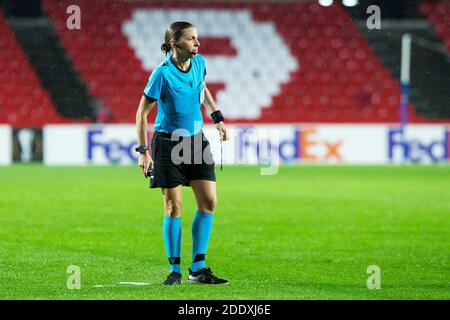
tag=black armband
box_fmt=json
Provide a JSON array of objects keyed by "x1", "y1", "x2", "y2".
[{"x1": 210, "y1": 110, "x2": 225, "y2": 124}]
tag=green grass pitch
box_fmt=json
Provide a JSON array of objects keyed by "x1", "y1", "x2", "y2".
[{"x1": 0, "y1": 164, "x2": 448, "y2": 300}]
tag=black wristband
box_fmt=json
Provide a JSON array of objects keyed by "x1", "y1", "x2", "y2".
[
  {"x1": 210, "y1": 110, "x2": 225, "y2": 124},
  {"x1": 135, "y1": 145, "x2": 149, "y2": 154}
]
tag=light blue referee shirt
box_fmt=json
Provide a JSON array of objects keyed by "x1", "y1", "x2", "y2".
[{"x1": 143, "y1": 53, "x2": 207, "y2": 136}]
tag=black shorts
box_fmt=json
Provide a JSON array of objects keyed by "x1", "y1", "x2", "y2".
[{"x1": 150, "y1": 130, "x2": 216, "y2": 188}]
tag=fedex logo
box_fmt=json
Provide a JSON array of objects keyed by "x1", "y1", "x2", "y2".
[
  {"x1": 87, "y1": 128, "x2": 142, "y2": 164},
  {"x1": 298, "y1": 128, "x2": 343, "y2": 162},
  {"x1": 388, "y1": 128, "x2": 450, "y2": 163},
  {"x1": 237, "y1": 127, "x2": 343, "y2": 163}
]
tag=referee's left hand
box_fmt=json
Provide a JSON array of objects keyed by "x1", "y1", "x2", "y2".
[{"x1": 216, "y1": 121, "x2": 229, "y2": 141}]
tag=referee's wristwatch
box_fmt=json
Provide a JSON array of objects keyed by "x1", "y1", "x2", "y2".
[{"x1": 135, "y1": 145, "x2": 149, "y2": 154}]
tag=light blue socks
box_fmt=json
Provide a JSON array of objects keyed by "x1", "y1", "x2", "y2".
[
  {"x1": 191, "y1": 210, "x2": 214, "y2": 272},
  {"x1": 163, "y1": 216, "x2": 181, "y2": 273}
]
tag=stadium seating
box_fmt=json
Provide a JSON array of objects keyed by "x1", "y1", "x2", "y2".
[
  {"x1": 419, "y1": 0, "x2": 450, "y2": 52},
  {"x1": 0, "y1": 10, "x2": 70, "y2": 126},
  {"x1": 38, "y1": 1, "x2": 431, "y2": 123}
]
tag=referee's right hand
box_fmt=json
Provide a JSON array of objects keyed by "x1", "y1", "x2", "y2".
[{"x1": 139, "y1": 153, "x2": 154, "y2": 178}]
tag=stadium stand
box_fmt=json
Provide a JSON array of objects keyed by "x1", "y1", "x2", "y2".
[
  {"x1": 348, "y1": 0, "x2": 450, "y2": 120},
  {"x1": 2, "y1": 0, "x2": 448, "y2": 126},
  {"x1": 42, "y1": 0, "x2": 149, "y2": 124},
  {"x1": 0, "y1": 10, "x2": 70, "y2": 126}
]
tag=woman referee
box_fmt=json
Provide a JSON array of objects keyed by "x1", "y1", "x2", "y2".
[{"x1": 135, "y1": 22, "x2": 229, "y2": 285}]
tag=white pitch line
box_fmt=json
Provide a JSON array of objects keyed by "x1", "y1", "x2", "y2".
[
  {"x1": 93, "y1": 284, "x2": 117, "y2": 288},
  {"x1": 118, "y1": 282, "x2": 150, "y2": 286},
  {"x1": 93, "y1": 281, "x2": 150, "y2": 288}
]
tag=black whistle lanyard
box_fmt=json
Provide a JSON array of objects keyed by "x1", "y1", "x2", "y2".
[{"x1": 220, "y1": 139, "x2": 223, "y2": 171}]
